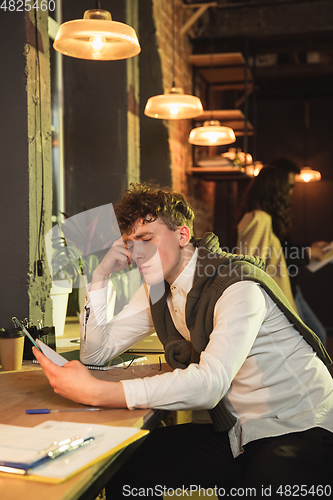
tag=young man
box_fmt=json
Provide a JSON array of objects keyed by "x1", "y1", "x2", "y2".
[{"x1": 34, "y1": 183, "x2": 333, "y2": 499}]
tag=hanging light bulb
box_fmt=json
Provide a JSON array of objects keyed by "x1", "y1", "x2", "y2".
[
  {"x1": 90, "y1": 35, "x2": 106, "y2": 52},
  {"x1": 188, "y1": 120, "x2": 236, "y2": 146},
  {"x1": 296, "y1": 167, "x2": 321, "y2": 183},
  {"x1": 170, "y1": 104, "x2": 179, "y2": 116},
  {"x1": 53, "y1": 4, "x2": 140, "y2": 61},
  {"x1": 144, "y1": 87, "x2": 203, "y2": 120}
]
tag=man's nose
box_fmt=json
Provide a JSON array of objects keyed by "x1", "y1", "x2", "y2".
[{"x1": 131, "y1": 241, "x2": 145, "y2": 261}]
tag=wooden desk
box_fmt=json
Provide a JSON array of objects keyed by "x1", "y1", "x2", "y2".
[{"x1": 0, "y1": 362, "x2": 170, "y2": 500}]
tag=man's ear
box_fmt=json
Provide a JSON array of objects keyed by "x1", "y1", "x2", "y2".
[{"x1": 178, "y1": 226, "x2": 191, "y2": 247}]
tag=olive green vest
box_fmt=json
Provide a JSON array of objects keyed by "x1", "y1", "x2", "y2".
[{"x1": 150, "y1": 241, "x2": 331, "y2": 433}]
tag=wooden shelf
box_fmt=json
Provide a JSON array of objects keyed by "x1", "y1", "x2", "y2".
[
  {"x1": 193, "y1": 109, "x2": 254, "y2": 136},
  {"x1": 198, "y1": 66, "x2": 253, "y2": 86},
  {"x1": 223, "y1": 122, "x2": 254, "y2": 136},
  {"x1": 190, "y1": 53, "x2": 253, "y2": 86},
  {"x1": 195, "y1": 109, "x2": 245, "y2": 121},
  {"x1": 188, "y1": 166, "x2": 251, "y2": 182},
  {"x1": 233, "y1": 129, "x2": 254, "y2": 137},
  {"x1": 190, "y1": 53, "x2": 246, "y2": 67},
  {"x1": 213, "y1": 82, "x2": 253, "y2": 91}
]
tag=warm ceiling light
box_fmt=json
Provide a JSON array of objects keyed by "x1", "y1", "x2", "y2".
[
  {"x1": 189, "y1": 120, "x2": 236, "y2": 146},
  {"x1": 144, "y1": 87, "x2": 203, "y2": 120},
  {"x1": 144, "y1": 0, "x2": 203, "y2": 120},
  {"x1": 53, "y1": 6, "x2": 141, "y2": 61},
  {"x1": 295, "y1": 167, "x2": 321, "y2": 183}
]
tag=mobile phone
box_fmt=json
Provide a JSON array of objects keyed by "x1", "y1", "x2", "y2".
[{"x1": 11, "y1": 317, "x2": 42, "y2": 351}]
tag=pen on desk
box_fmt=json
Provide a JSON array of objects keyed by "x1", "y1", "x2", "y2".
[
  {"x1": 29, "y1": 436, "x2": 95, "y2": 470},
  {"x1": 26, "y1": 408, "x2": 104, "y2": 414},
  {"x1": 0, "y1": 437, "x2": 95, "y2": 474}
]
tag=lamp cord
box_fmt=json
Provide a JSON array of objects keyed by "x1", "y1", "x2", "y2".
[
  {"x1": 209, "y1": 36, "x2": 214, "y2": 121},
  {"x1": 302, "y1": 100, "x2": 309, "y2": 242},
  {"x1": 172, "y1": 0, "x2": 175, "y2": 87},
  {"x1": 304, "y1": 100, "x2": 309, "y2": 167},
  {"x1": 34, "y1": 11, "x2": 45, "y2": 277}
]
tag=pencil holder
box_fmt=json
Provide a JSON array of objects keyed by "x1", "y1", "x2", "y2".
[{"x1": 23, "y1": 326, "x2": 56, "y2": 360}]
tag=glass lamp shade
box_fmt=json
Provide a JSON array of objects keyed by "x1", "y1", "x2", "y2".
[
  {"x1": 144, "y1": 88, "x2": 203, "y2": 120},
  {"x1": 189, "y1": 120, "x2": 236, "y2": 146},
  {"x1": 295, "y1": 167, "x2": 321, "y2": 183},
  {"x1": 53, "y1": 8, "x2": 141, "y2": 61}
]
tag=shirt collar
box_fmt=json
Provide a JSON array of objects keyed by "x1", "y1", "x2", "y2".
[{"x1": 170, "y1": 247, "x2": 198, "y2": 295}]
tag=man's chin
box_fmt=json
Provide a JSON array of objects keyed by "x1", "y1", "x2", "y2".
[{"x1": 142, "y1": 272, "x2": 164, "y2": 286}]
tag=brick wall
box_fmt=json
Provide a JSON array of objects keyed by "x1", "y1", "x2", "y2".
[{"x1": 151, "y1": 0, "x2": 216, "y2": 237}]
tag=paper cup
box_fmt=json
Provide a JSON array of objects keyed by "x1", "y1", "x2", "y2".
[{"x1": 0, "y1": 329, "x2": 25, "y2": 371}]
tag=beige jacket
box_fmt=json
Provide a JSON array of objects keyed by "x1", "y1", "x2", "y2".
[{"x1": 237, "y1": 210, "x2": 298, "y2": 313}]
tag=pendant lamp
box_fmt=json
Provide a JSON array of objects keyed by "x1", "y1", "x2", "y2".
[
  {"x1": 144, "y1": 0, "x2": 203, "y2": 120},
  {"x1": 189, "y1": 120, "x2": 236, "y2": 146},
  {"x1": 53, "y1": 3, "x2": 140, "y2": 61},
  {"x1": 296, "y1": 167, "x2": 321, "y2": 183},
  {"x1": 144, "y1": 87, "x2": 203, "y2": 120},
  {"x1": 188, "y1": 43, "x2": 235, "y2": 144}
]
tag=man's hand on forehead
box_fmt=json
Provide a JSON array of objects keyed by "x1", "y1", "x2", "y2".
[
  {"x1": 91, "y1": 237, "x2": 133, "y2": 290},
  {"x1": 112, "y1": 237, "x2": 131, "y2": 263}
]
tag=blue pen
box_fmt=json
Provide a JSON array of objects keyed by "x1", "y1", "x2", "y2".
[{"x1": 26, "y1": 408, "x2": 104, "y2": 414}]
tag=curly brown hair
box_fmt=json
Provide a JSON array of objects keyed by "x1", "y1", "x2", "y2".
[
  {"x1": 237, "y1": 166, "x2": 293, "y2": 240},
  {"x1": 114, "y1": 182, "x2": 195, "y2": 236}
]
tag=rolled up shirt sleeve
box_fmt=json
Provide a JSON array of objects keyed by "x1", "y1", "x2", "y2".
[{"x1": 80, "y1": 282, "x2": 155, "y2": 366}]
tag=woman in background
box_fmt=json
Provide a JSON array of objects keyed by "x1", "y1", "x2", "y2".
[{"x1": 236, "y1": 162, "x2": 327, "y2": 344}]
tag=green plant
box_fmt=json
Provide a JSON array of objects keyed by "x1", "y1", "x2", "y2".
[
  {"x1": 51, "y1": 234, "x2": 83, "y2": 283},
  {"x1": 54, "y1": 207, "x2": 128, "y2": 313}
]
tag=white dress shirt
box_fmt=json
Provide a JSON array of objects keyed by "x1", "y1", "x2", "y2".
[{"x1": 81, "y1": 248, "x2": 333, "y2": 457}]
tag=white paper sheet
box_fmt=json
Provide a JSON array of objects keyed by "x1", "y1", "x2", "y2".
[{"x1": 36, "y1": 339, "x2": 68, "y2": 366}]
